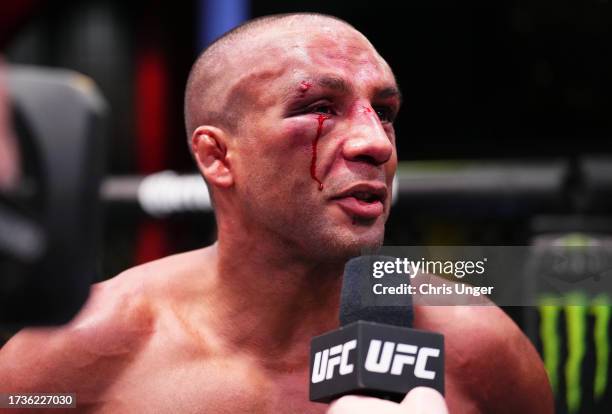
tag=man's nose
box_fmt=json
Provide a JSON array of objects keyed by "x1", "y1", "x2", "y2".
[{"x1": 341, "y1": 112, "x2": 393, "y2": 166}]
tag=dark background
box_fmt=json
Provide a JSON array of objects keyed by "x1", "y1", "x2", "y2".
[
  {"x1": 4, "y1": 0, "x2": 612, "y2": 173},
  {"x1": 2, "y1": 1, "x2": 611, "y2": 413},
  {"x1": 4, "y1": 0, "x2": 611, "y2": 262}
]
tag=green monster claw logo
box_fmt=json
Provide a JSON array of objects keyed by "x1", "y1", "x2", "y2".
[
  {"x1": 540, "y1": 294, "x2": 610, "y2": 413},
  {"x1": 538, "y1": 234, "x2": 611, "y2": 413},
  {"x1": 592, "y1": 297, "x2": 610, "y2": 402}
]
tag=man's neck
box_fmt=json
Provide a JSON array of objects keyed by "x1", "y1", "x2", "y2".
[{"x1": 206, "y1": 236, "x2": 344, "y2": 370}]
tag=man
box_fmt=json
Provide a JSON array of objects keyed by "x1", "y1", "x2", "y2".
[{"x1": 0, "y1": 13, "x2": 552, "y2": 413}]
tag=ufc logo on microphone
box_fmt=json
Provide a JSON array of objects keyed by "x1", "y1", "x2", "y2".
[
  {"x1": 309, "y1": 322, "x2": 445, "y2": 403},
  {"x1": 364, "y1": 340, "x2": 440, "y2": 379},
  {"x1": 311, "y1": 339, "x2": 357, "y2": 384}
]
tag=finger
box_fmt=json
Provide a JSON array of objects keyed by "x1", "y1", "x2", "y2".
[
  {"x1": 400, "y1": 387, "x2": 449, "y2": 414},
  {"x1": 327, "y1": 395, "x2": 399, "y2": 414}
]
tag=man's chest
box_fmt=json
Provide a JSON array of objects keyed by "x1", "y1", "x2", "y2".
[
  {"x1": 82, "y1": 315, "x2": 483, "y2": 413},
  {"x1": 94, "y1": 349, "x2": 328, "y2": 414},
  {"x1": 96, "y1": 352, "x2": 482, "y2": 414}
]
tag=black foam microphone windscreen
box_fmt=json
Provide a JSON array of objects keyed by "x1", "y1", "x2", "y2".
[{"x1": 339, "y1": 255, "x2": 413, "y2": 327}]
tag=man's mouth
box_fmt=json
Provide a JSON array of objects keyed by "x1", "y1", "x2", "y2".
[{"x1": 331, "y1": 184, "x2": 387, "y2": 220}]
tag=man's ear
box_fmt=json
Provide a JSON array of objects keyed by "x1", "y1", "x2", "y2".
[{"x1": 191, "y1": 126, "x2": 234, "y2": 188}]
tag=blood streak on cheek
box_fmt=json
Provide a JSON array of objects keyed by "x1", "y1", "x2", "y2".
[
  {"x1": 310, "y1": 114, "x2": 329, "y2": 191},
  {"x1": 362, "y1": 105, "x2": 373, "y2": 113}
]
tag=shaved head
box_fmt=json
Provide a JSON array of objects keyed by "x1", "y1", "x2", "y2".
[
  {"x1": 184, "y1": 13, "x2": 357, "y2": 142},
  {"x1": 185, "y1": 11, "x2": 399, "y2": 257}
]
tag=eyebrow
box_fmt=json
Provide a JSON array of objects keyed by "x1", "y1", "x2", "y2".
[
  {"x1": 375, "y1": 86, "x2": 403, "y2": 104},
  {"x1": 290, "y1": 75, "x2": 402, "y2": 104},
  {"x1": 317, "y1": 75, "x2": 352, "y2": 94}
]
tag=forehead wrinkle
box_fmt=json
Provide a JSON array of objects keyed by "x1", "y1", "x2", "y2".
[{"x1": 300, "y1": 36, "x2": 395, "y2": 93}]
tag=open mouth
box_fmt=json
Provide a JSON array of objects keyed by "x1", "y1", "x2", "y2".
[
  {"x1": 351, "y1": 191, "x2": 383, "y2": 203},
  {"x1": 332, "y1": 185, "x2": 387, "y2": 220}
]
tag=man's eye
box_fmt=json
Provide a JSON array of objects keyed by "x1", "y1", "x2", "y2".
[
  {"x1": 311, "y1": 105, "x2": 334, "y2": 115},
  {"x1": 373, "y1": 106, "x2": 394, "y2": 123}
]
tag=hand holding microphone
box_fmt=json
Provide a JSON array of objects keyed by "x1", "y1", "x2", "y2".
[{"x1": 328, "y1": 387, "x2": 448, "y2": 414}]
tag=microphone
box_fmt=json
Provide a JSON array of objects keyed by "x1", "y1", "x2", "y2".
[{"x1": 309, "y1": 255, "x2": 445, "y2": 403}]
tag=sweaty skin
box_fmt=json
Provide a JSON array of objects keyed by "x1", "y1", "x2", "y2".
[{"x1": 0, "y1": 16, "x2": 553, "y2": 414}]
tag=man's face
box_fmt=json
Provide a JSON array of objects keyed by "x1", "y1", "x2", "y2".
[{"x1": 225, "y1": 24, "x2": 400, "y2": 260}]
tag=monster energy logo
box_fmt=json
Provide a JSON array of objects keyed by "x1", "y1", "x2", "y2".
[
  {"x1": 540, "y1": 294, "x2": 610, "y2": 413},
  {"x1": 538, "y1": 234, "x2": 612, "y2": 413}
]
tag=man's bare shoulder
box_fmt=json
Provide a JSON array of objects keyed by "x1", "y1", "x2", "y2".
[
  {"x1": 126, "y1": 245, "x2": 216, "y2": 290},
  {"x1": 0, "y1": 246, "x2": 215, "y2": 394},
  {"x1": 0, "y1": 271, "x2": 154, "y2": 395},
  {"x1": 415, "y1": 304, "x2": 553, "y2": 413}
]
